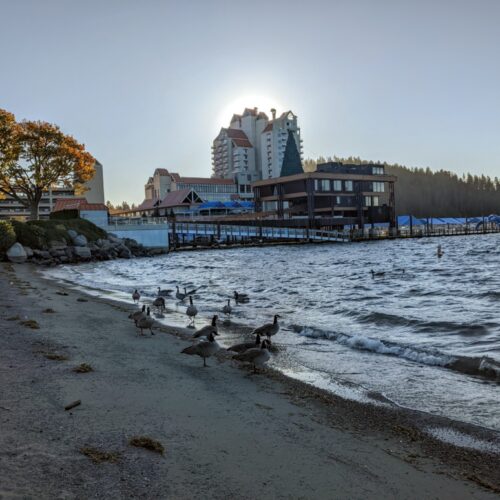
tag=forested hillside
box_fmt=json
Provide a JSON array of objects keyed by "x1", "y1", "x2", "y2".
[{"x1": 303, "y1": 157, "x2": 500, "y2": 217}]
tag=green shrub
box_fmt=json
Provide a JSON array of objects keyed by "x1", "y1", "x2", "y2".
[
  {"x1": 11, "y1": 220, "x2": 46, "y2": 249},
  {"x1": 27, "y1": 220, "x2": 69, "y2": 245},
  {"x1": 25, "y1": 218, "x2": 107, "y2": 245},
  {"x1": 0, "y1": 220, "x2": 16, "y2": 252}
]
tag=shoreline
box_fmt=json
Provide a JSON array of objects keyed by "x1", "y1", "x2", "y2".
[{"x1": 1, "y1": 262, "x2": 499, "y2": 498}]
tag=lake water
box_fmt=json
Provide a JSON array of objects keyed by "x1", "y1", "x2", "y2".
[{"x1": 46, "y1": 234, "x2": 500, "y2": 432}]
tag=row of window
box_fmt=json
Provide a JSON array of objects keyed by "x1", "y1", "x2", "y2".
[
  {"x1": 314, "y1": 179, "x2": 385, "y2": 193},
  {"x1": 177, "y1": 183, "x2": 237, "y2": 193}
]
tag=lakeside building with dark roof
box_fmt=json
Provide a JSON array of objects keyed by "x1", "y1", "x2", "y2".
[{"x1": 253, "y1": 161, "x2": 397, "y2": 229}]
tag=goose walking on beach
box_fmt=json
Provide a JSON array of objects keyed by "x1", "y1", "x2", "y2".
[
  {"x1": 252, "y1": 315, "x2": 281, "y2": 340},
  {"x1": 132, "y1": 289, "x2": 140, "y2": 303},
  {"x1": 370, "y1": 269, "x2": 385, "y2": 278},
  {"x1": 129, "y1": 305, "x2": 146, "y2": 325},
  {"x1": 157, "y1": 286, "x2": 172, "y2": 297},
  {"x1": 227, "y1": 334, "x2": 261, "y2": 353},
  {"x1": 233, "y1": 339, "x2": 271, "y2": 373},
  {"x1": 234, "y1": 291, "x2": 249, "y2": 303},
  {"x1": 222, "y1": 299, "x2": 232, "y2": 318},
  {"x1": 186, "y1": 296, "x2": 198, "y2": 326},
  {"x1": 181, "y1": 332, "x2": 220, "y2": 367},
  {"x1": 152, "y1": 296, "x2": 166, "y2": 314},
  {"x1": 137, "y1": 307, "x2": 155, "y2": 336},
  {"x1": 193, "y1": 315, "x2": 218, "y2": 338}
]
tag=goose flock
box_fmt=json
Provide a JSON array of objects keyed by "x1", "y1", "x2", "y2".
[{"x1": 128, "y1": 287, "x2": 280, "y2": 372}]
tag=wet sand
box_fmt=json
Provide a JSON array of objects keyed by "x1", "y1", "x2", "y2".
[{"x1": 0, "y1": 262, "x2": 499, "y2": 499}]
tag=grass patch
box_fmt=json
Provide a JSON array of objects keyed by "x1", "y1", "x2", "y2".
[
  {"x1": 20, "y1": 319, "x2": 40, "y2": 329},
  {"x1": 42, "y1": 308, "x2": 56, "y2": 313},
  {"x1": 44, "y1": 353, "x2": 68, "y2": 361},
  {"x1": 73, "y1": 363, "x2": 93, "y2": 373},
  {"x1": 80, "y1": 446, "x2": 121, "y2": 464},
  {"x1": 129, "y1": 436, "x2": 165, "y2": 455}
]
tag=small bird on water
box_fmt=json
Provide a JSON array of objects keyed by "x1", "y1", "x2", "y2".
[
  {"x1": 370, "y1": 269, "x2": 385, "y2": 278},
  {"x1": 132, "y1": 289, "x2": 140, "y2": 303},
  {"x1": 234, "y1": 291, "x2": 249, "y2": 303},
  {"x1": 181, "y1": 332, "x2": 220, "y2": 367},
  {"x1": 437, "y1": 244, "x2": 444, "y2": 258},
  {"x1": 157, "y1": 286, "x2": 172, "y2": 297},
  {"x1": 222, "y1": 299, "x2": 232, "y2": 318}
]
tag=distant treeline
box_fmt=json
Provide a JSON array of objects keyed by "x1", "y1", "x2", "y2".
[{"x1": 303, "y1": 156, "x2": 500, "y2": 217}]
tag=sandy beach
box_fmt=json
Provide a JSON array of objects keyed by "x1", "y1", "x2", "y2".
[{"x1": 1, "y1": 262, "x2": 499, "y2": 499}]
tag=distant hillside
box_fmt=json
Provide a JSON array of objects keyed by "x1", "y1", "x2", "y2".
[{"x1": 303, "y1": 156, "x2": 500, "y2": 217}]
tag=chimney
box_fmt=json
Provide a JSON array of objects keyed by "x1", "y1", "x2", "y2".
[{"x1": 271, "y1": 108, "x2": 276, "y2": 120}]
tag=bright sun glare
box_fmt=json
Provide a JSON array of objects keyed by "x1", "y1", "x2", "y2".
[{"x1": 217, "y1": 94, "x2": 285, "y2": 127}]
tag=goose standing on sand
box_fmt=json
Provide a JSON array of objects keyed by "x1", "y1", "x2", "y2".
[
  {"x1": 252, "y1": 314, "x2": 281, "y2": 340},
  {"x1": 222, "y1": 299, "x2": 232, "y2": 318},
  {"x1": 227, "y1": 334, "x2": 261, "y2": 353},
  {"x1": 129, "y1": 305, "x2": 146, "y2": 325},
  {"x1": 234, "y1": 291, "x2": 249, "y2": 303},
  {"x1": 437, "y1": 244, "x2": 444, "y2": 258},
  {"x1": 137, "y1": 307, "x2": 155, "y2": 336},
  {"x1": 370, "y1": 269, "x2": 385, "y2": 278},
  {"x1": 152, "y1": 296, "x2": 166, "y2": 314},
  {"x1": 132, "y1": 289, "x2": 140, "y2": 303},
  {"x1": 233, "y1": 339, "x2": 271, "y2": 373},
  {"x1": 186, "y1": 296, "x2": 198, "y2": 326},
  {"x1": 181, "y1": 332, "x2": 220, "y2": 367},
  {"x1": 193, "y1": 315, "x2": 218, "y2": 338},
  {"x1": 157, "y1": 286, "x2": 172, "y2": 297}
]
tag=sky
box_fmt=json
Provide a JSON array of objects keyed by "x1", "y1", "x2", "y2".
[{"x1": 1, "y1": 0, "x2": 499, "y2": 204}]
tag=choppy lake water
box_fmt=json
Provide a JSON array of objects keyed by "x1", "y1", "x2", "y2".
[{"x1": 46, "y1": 234, "x2": 500, "y2": 432}]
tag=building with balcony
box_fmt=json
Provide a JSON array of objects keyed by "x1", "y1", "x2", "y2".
[
  {"x1": 0, "y1": 161, "x2": 105, "y2": 220},
  {"x1": 253, "y1": 162, "x2": 396, "y2": 229},
  {"x1": 212, "y1": 107, "x2": 303, "y2": 197}
]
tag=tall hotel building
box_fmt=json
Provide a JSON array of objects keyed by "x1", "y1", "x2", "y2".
[{"x1": 212, "y1": 108, "x2": 303, "y2": 198}]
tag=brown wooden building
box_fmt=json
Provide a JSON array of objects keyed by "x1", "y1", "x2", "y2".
[{"x1": 253, "y1": 162, "x2": 397, "y2": 229}]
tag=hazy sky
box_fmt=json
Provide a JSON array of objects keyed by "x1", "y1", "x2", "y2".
[{"x1": 1, "y1": 0, "x2": 499, "y2": 204}]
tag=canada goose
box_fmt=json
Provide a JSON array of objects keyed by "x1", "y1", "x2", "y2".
[
  {"x1": 370, "y1": 269, "x2": 385, "y2": 278},
  {"x1": 157, "y1": 287, "x2": 172, "y2": 297},
  {"x1": 186, "y1": 296, "x2": 198, "y2": 325},
  {"x1": 227, "y1": 334, "x2": 261, "y2": 353},
  {"x1": 185, "y1": 287, "x2": 198, "y2": 296},
  {"x1": 137, "y1": 307, "x2": 155, "y2": 336},
  {"x1": 176, "y1": 286, "x2": 187, "y2": 301},
  {"x1": 252, "y1": 315, "x2": 281, "y2": 339},
  {"x1": 222, "y1": 299, "x2": 232, "y2": 318},
  {"x1": 437, "y1": 245, "x2": 444, "y2": 258},
  {"x1": 234, "y1": 291, "x2": 249, "y2": 303},
  {"x1": 233, "y1": 339, "x2": 271, "y2": 372},
  {"x1": 152, "y1": 296, "x2": 165, "y2": 313},
  {"x1": 193, "y1": 315, "x2": 218, "y2": 338},
  {"x1": 128, "y1": 305, "x2": 146, "y2": 325},
  {"x1": 181, "y1": 332, "x2": 220, "y2": 366},
  {"x1": 132, "y1": 289, "x2": 140, "y2": 303}
]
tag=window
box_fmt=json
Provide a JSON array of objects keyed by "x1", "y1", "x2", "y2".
[
  {"x1": 372, "y1": 196, "x2": 380, "y2": 207},
  {"x1": 335, "y1": 196, "x2": 341, "y2": 205},
  {"x1": 333, "y1": 180, "x2": 342, "y2": 191},
  {"x1": 373, "y1": 182, "x2": 385, "y2": 192},
  {"x1": 314, "y1": 179, "x2": 319, "y2": 190},
  {"x1": 365, "y1": 196, "x2": 372, "y2": 207},
  {"x1": 372, "y1": 166, "x2": 384, "y2": 175},
  {"x1": 345, "y1": 180, "x2": 353, "y2": 192},
  {"x1": 321, "y1": 179, "x2": 330, "y2": 191}
]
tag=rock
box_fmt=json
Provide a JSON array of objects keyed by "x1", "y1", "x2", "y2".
[
  {"x1": 33, "y1": 249, "x2": 51, "y2": 259},
  {"x1": 118, "y1": 246, "x2": 132, "y2": 259},
  {"x1": 72, "y1": 246, "x2": 91, "y2": 260},
  {"x1": 49, "y1": 240, "x2": 67, "y2": 249},
  {"x1": 6, "y1": 243, "x2": 27, "y2": 263},
  {"x1": 107, "y1": 234, "x2": 122, "y2": 244},
  {"x1": 23, "y1": 246, "x2": 34, "y2": 258},
  {"x1": 72, "y1": 234, "x2": 88, "y2": 247},
  {"x1": 67, "y1": 229, "x2": 78, "y2": 239}
]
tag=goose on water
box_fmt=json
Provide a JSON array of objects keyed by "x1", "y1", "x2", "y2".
[
  {"x1": 222, "y1": 299, "x2": 232, "y2": 318},
  {"x1": 181, "y1": 332, "x2": 220, "y2": 367},
  {"x1": 137, "y1": 307, "x2": 155, "y2": 336},
  {"x1": 193, "y1": 315, "x2": 218, "y2": 338},
  {"x1": 227, "y1": 334, "x2": 261, "y2": 353},
  {"x1": 234, "y1": 291, "x2": 249, "y2": 303},
  {"x1": 128, "y1": 305, "x2": 146, "y2": 325},
  {"x1": 233, "y1": 339, "x2": 271, "y2": 373},
  {"x1": 437, "y1": 245, "x2": 444, "y2": 258},
  {"x1": 252, "y1": 314, "x2": 281, "y2": 340},
  {"x1": 176, "y1": 286, "x2": 187, "y2": 301},
  {"x1": 132, "y1": 289, "x2": 140, "y2": 303},
  {"x1": 370, "y1": 269, "x2": 385, "y2": 278},
  {"x1": 186, "y1": 296, "x2": 198, "y2": 326},
  {"x1": 157, "y1": 286, "x2": 172, "y2": 297},
  {"x1": 152, "y1": 296, "x2": 166, "y2": 313}
]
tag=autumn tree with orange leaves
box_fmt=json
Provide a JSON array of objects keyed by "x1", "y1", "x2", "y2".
[{"x1": 0, "y1": 109, "x2": 95, "y2": 219}]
